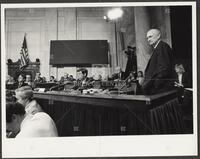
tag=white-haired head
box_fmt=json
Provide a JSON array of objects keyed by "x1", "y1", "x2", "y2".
[
  {"x1": 15, "y1": 86, "x2": 33, "y2": 106},
  {"x1": 146, "y1": 29, "x2": 161, "y2": 47}
]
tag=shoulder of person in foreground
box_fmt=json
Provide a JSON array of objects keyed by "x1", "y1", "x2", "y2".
[
  {"x1": 16, "y1": 112, "x2": 58, "y2": 138},
  {"x1": 25, "y1": 99, "x2": 43, "y2": 115}
]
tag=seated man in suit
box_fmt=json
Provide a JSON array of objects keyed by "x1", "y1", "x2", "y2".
[
  {"x1": 58, "y1": 76, "x2": 65, "y2": 84},
  {"x1": 6, "y1": 102, "x2": 58, "y2": 138},
  {"x1": 63, "y1": 73, "x2": 70, "y2": 82},
  {"x1": 141, "y1": 29, "x2": 174, "y2": 95},
  {"x1": 174, "y1": 63, "x2": 192, "y2": 104},
  {"x1": 25, "y1": 74, "x2": 35, "y2": 88},
  {"x1": 49, "y1": 76, "x2": 57, "y2": 83},
  {"x1": 6, "y1": 75, "x2": 15, "y2": 84},
  {"x1": 16, "y1": 74, "x2": 28, "y2": 88},
  {"x1": 34, "y1": 72, "x2": 43, "y2": 83},
  {"x1": 110, "y1": 66, "x2": 126, "y2": 81},
  {"x1": 72, "y1": 68, "x2": 93, "y2": 91},
  {"x1": 174, "y1": 63, "x2": 191, "y2": 88},
  {"x1": 6, "y1": 75, "x2": 17, "y2": 90},
  {"x1": 137, "y1": 71, "x2": 144, "y2": 85},
  {"x1": 68, "y1": 75, "x2": 76, "y2": 82}
]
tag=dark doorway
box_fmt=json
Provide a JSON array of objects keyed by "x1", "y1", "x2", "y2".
[
  {"x1": 170, "y1": 6, "x2": 192, "y2": 71},
  {"x1": 170, "y1": 6, "x2": 193, "y2": 133}
]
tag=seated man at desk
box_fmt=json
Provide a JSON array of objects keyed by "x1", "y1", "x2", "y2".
[
  {"x1": 16, "y1": 74, "x2": 28, "y2": 88},
  {"x1": 25, "y1": 74, "x2": 34, "y2": 88},
  {"x1": 137, "y1": 71, "x2": 144, "y2": 85},
  {"x1": 6, "y1": 75, "x2": 17, "y2": 90},
  {"x1": 109, "y1": 66, "x2": 126, "y2": 81},
  {"x1": 6, "y1": 102, "x2": 58, "y2": 138},
  {"x1": 174, "y1": 63, "x2": 191, "y2": 89},
  {"x1": 6, "y1": 75, "x2": 15, "y2": 85},
  {"x1": 72, "y1": 68, "x2": 93, "y2": 90},
  {"x1": 174, "y1": 63, "x2": 192, "y2": 103},
  {"x1": 49, "y1": 75, "x2": 57, "y2": 83},
  {"x1": 34, "y1": 72, "x2": 44, "y2": 83},
  {"x1": 68, "y1": 75, "x2": 76, "y2": 82}
]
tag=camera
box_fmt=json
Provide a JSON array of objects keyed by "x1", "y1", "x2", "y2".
[{"x1": 124, "y1": 46, "x2": 136, "y2": 56}]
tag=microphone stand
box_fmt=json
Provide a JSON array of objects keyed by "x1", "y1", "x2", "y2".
[{"x1": 119, "y1": 74, "x2": 131, "y2": 91}]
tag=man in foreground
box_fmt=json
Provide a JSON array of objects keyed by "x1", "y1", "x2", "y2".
[
  {"x1": 15, "y1": 86, "x2": 43, "y2": 115},
  {"x1": 6, "y1": 102, "x2": 58, "y2": 137}
]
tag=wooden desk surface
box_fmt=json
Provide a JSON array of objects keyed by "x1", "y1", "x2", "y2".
[{"x1": 33, "y1": 90, "x2": 177, "y2": 111}]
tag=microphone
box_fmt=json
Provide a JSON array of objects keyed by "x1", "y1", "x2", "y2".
[
  {"x1": 119, "y1": 74, "x2": 131, "y2": 91},
  {"x1": 49, "y1": 84, "x2": 65, "y2": 91},
  {"x1": 119, "y1": 71, "x2": 138, "y2": 91}
]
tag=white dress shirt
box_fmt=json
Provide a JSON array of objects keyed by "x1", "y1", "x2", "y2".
[
  {"x1": 25, "y1": 100, "x2": 43, "y2": 115},
  {"x1": 178, "y1": 73, "x2": 183, "y2": 86},
  {"x1": 16, "y1": 112, "x2": 58, "y2": 137}
]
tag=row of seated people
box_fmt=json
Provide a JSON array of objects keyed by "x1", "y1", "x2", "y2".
[
  {"x1": 48, "y1": 68, "x2": 145, "y2": 94},
  {"x1": 6, "y1": 72, "x2": 76, "y2": 89},
  {"x1": 39, "y1": 63, "x2": 192, "y2": 96},
  {"x1": 6, "y1": 69, "x2": 140, "y2": 91},
  {"x1": 6, "y1": 73, "x2": 44, "y2": 88},
  {"x1": 47, "y1": 64, "x2": 192, "y2": 111},
  {"x1": 6, "y1": 63, "x2": 191, "y2": 95}
]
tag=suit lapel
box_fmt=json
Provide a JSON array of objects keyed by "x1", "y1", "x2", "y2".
[
  {"x1": 145, "y1": 41, "x2": 162, "y2": 73},
  {"x1": 145, "y1": 48, "x2": 155, "y2": 72}
]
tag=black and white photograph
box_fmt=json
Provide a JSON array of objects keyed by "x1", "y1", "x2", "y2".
[{"x1": 1, "y1": 1, "x2": 198, "y2": 158}]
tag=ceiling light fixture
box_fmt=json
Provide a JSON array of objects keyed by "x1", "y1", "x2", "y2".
[{"x1": 107, "y1": 8, "x2": 123, "y2": 20}]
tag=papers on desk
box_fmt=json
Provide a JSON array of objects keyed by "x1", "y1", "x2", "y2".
[{"x1": 82, "y1": 88, "x2": 103, "y2": 94}]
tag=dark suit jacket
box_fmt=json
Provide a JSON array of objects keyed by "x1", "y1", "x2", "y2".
[
  {"x1": 14, "y1": 81, "x2": 28, "y2": 88},
  {"x1": 142, "y1": 41, "x2": 174, "y2": 94}
]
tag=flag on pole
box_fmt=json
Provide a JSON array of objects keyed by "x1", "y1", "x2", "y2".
[{"x1": 19, "y1": 34, "x2": 30, "y2": 70}]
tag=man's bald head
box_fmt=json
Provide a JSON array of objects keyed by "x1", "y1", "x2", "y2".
[{"x1": 146, "y1": 29, "x2": 161, "y2": 47}]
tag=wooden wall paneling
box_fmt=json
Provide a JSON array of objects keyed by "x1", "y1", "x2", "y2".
[{"x1": 7, "y1": 59, "x2": 40, "y2": 81}]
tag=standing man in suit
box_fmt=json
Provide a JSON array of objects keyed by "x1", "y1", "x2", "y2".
[{"x1": 141, "y1": 29, "x2": 174, "y2": 95}]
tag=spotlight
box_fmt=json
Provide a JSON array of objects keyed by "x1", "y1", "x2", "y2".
[
  {"x1": 107, "y1": 8, "x2": 123, "y2": 20},
  {"x1": 103, "y1": 16, "x2": 107, "y2": 20}
]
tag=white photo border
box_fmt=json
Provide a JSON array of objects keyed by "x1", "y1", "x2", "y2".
[{"x1": 1, "y1": 1, "x2": 198, "y2": 158}]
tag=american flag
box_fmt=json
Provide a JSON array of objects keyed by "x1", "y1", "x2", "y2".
[{"x1": 20, "y1": 35, "x2": 29, "y2": 70}]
